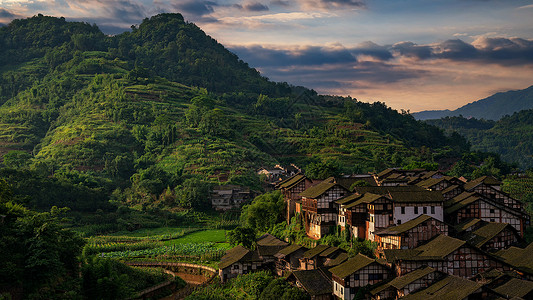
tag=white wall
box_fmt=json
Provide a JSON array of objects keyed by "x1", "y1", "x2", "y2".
[{"x1": 393, "y1": 205, "x2": 443, "y2": 224}]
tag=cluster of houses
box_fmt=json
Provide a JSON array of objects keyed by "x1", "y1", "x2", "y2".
[{"x1": 218, "y1": 168, "x2": 533, "y2": 299}]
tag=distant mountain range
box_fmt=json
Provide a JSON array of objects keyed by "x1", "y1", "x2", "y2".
[{"x1": 412, "y1": 85, "x2": 533, "y2": 121}]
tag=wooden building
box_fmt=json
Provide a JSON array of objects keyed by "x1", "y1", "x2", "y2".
[
  {"x1": 457, "y1": 221, "x2": 521, "y2": 252},
  {"x1": 375, "y1": 214, "x2": 449, "y2": 256},
  {"x1": 218, "y1": 245, "x2": 263, "y2": 283},
  {"x1": 299, "y1": 244, "x2": 346, "y2": 270},
  {"x1": 274, "y1": 244, "x2": 308, "y2": 276},
  {"x1": 286, "y1": 268, "x2": 333, "y2": 300},
  {"x1": 300, "y1": 179, "x2": 350, "y2": 239},
  {"x1": 384, "y1": 235, "x2": 512, "y2": 279},
  {"x1": 210, "y1": 185, "x2": 251, "y2": 210},
  {"x1": 397, "y1": 274, "x2": 485, "y2": 299},
  {"x1": 445, "y1": 191, "x2": 528, "y2": 236},
  {"x1": 330, "y1": 253, "x2": 392, "y2": 300},
  {"x1": 278, "y1": 174, "x2": 322, "y2": 222},
  {"x1": 494, "y1": 243, "x2": 533, "y2": 279},
  {"x1": 370, "y1": 266, "x2": 446, "y2": 299}
]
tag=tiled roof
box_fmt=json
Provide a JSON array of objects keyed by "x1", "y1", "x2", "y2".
[
  {"x1": 329, "y1": 253, "x2": 376, "y2": 279},
  {"x1": 492, "y1": 278, "x2": 533, "y2": 298},
  {"x1": 320, "y1": 246, "x2": 343, "y2": 257},
  {"x1": 495, "y1": 243, "x2": 533, "y2": 275},
  {"x1": 401, "y1": 275, "x2": 482, "y2": 300},
  {"x1": 453, "y1": 218, "x2": 482, "y2": 233},
  {"x1": 256, "y1": 233, "x2": 289, "y2": 246},
  {"x1": 302, "y1": 244, "x2": 330, "y2": 258},
  {"x1": 336, "y1": 193, "x2": 362, "y2": 205},
  {"x1": 290, "y1": 268, "x2": 332, "y2": 296},
  {"x1": 279, "y1": 174, "x2": 306, "y2": 189},
  {"x1": 464, "y1": 222, "x2": 510, "y2": 248},
  {"x1": 344, "y1": 193, "x2": 384, "y2": 209},
  {"x1": 376, "y1": 215, "x2": 434, "y2": 236},
  {"x1": 441, "y1": 184, "x2": 461, "y2": 195},
  {"x1": 299, "y1": 181, "x2": 339, "y2": 198},
  {"x1": 387, "y1": 266, "x2": 437, "y2": 289},
  {"x1": 275, "y1": 244, "x2": 306, "y2": 258},
  {"x1": 219, "y1": 245, "x2": 253, "y2": 269},
  {"x1": 384, "y1": 235, "x2": 466, "y2": 262},
  {"x1": 324, "y1": 252, "x2": 349, "y2": 267},
  {"x1": 416, "y1": 177, "x2": 448, "y2": 189}
]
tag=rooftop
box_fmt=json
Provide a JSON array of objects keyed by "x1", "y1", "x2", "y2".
[
  {"x1": 302, "y1": 244, "x2": 330, "y2": 259},
  {"x1": 401, "y1": 275, "x2": 482, "y2": 300},
  {"x1": 329, "y1": 253, "x2": 376, "y2": 279},
  {"x1": 492, "y1": 278, "x2": 533, "y2": 298},
  {"x1": 376, "y1": 215, "x2": 434, "y2": 236},
  {"x1": 388, "y1": 266, "x2": 438, "y2": 289},
  {"x1": 299, "y1": 181, "x2": 339, "y2": 199},
  {"x1": 290, "y1": 268, "x2": 332, "y2": 296},
  {"x1": 275, "y1": 244, "x2": 307, "y2": 258},
  {"x1": 384, "y1": 235, "x2": 466, "y2": 261}
]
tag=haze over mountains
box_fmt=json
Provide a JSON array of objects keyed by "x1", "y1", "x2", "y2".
[{"x1": 412, "y1": 85, "x2": 533, "y2": 121}]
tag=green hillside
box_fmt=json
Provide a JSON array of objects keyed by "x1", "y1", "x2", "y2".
[
  {"x1": 426, "y1": 110, "x2": 533, "y2": 169},
  {"x1": 0, "y1": 14, "x2": 473, "y2": 218}
]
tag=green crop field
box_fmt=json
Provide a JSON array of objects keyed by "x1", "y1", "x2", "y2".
[{"x1": 164, "y1": 229, "x2": 228, "y2": 245}]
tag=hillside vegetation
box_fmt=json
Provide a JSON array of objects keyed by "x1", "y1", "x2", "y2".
[
  {"x1": 426, "y1": 110, "x2": 533, "y2": 169},
  {"x1": 0, "y1": 13, "x2": 476, "y2": 222}
]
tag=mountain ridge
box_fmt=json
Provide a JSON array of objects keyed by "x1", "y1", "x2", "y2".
[{"x1": 412, "y1": 85, "x2": 533, "y2": 121}]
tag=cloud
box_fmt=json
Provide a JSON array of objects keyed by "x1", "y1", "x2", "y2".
[
  {"x1": 242, "y1": 2, "x2": 269, "y2": 11},
  {"x1": 230, "y1": 44, "x2": 356, "y2": 67},
  {"x1": 218, "y1": 11, "x2": 334, "y2": 26},
  {"x1": 297, "y1": 0, "x2": 366, "y2": 9},
  {"x1": 352, "y1": 41, "x2": 393, "y2": 61},
  {"x1": 173, "y1": 1, "x2": 219, "y2": 17}
]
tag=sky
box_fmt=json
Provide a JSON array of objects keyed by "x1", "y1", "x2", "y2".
[{"x1": 1, "y1": 0, "x2": 533, "y2": 112}]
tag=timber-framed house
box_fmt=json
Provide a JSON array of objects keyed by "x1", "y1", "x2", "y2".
[
  {"x1": 375, "y1": 214, "x2": 449, "y2": 256},
  {"x1": 384, "y1": 235, "x2": 512, "y2": 279},
  {"x1": 370, "y1": 266, "x2": 446, "y2": 299},
  {"x1": 445, "y1": 191, "x2": 528, "y2": 236},
  {"x1": 278, "y1": 174, "x2": 322, "y2": 222},
  {"x1": 300, "y1": 179, "x2": 350, "y2": 239},
  {"x1": 330, "y1": 253, "x2": 392, "y2": 300}
]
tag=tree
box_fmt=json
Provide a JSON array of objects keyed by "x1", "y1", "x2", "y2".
[
  {"x1": 227, "y1": 226, "x2": 256, "y2": 249},
  {"x1": 240, "y1": 191, "x2": 285, "y2": 232}
]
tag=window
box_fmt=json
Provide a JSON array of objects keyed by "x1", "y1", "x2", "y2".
[
  {"x1": 401, "y1": 207, "x2": 405, "y2": 214},
  {"x1": 423, "y1": 207, "x2": 427, "y2": 214},
  {"x1": 414, "y1": 207, "x2": 419, "y2": 214},
  {"x1": 490, "y1": 219, "x2": 495, "y2": 222},
  {"x1": 431, "y1": 206, "x2": 435, "y2": 214},
  {"x1": 490, "y1": 209, "x2": 495, "y2": 214},
  {"x1": 397, "y1": 220, "x2": 402, "y2": 225},
  {"x1": 369, "y1": 274, "x2": 383, "y2": 280},
  {"x1": 340, "y1": 193, "x2": 344, "y2": 197},
  {"x1": 353, "y1": 274, "x2": 360, "y2": 280},
  {"x1": 233, "y1": 265, "x2": 239, "y2": 270}
]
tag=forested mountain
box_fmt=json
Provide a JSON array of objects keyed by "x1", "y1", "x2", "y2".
[
  {"x1": 0, "y1": 13, "x2": 485, "y2": 217},
  {"x1": 412, "y1": 85, "x2": 533, "y2": 120},
  {"x1": 426, "y1": 110, "x2": 533, "y2": 169}
]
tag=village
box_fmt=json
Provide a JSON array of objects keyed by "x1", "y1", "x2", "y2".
[{"x1": 217, "y1": 168, "x2": 533, "y2": 299}]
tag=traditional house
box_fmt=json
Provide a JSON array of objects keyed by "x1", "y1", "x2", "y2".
[
  {"x1": 375, "y1": 214, "x2": 449, "y2": 256},
  {"x1": 274, "y1": 244, "x2": 308, "y2": 276},
  {"x1": 299, "y1": 244, "x2": 346, "y2": 270},
  {"x1": 257, "y1": 166, "x2": 286, "y2": 183},
  {"x1": 383, "y1": 235, "x2": 511, "y2": 278},
  {"x1": 336, "y1": 192, "x2": 393, "y2": 241},
  {"x1": 494, "y1": 243, "x2": 533, "y2": 279},
  {"x1": 399, "y1": 274, "x2": 485, "y2": 300},
  {"x1": 353, "y1": 186, "x2": 445, "y2": 225},
  {"x1": 458, "y1": 221, "x2": 521, "y2": 252},
  {"x1": 464, "y1": 176, "x2": 524, "y2": 211},
  {"x1": 300, "y1": 179, "x2": 350, "y2": 239},
  {"x1": 255, "y1": 233, "x2": 289, "y2": 264},
  {"x1": 330, "y1": 253, "x2": 392, "y2": 300},
  {"x1": 445, "y1": 191, "x2": 527, "y2": 236},
  {"x1": 218, "y1": 245, "x2": 263, "y2": 283},
  {"x1": 278, "y1": 174, "x2": 321, "y2": 222},
  {"x1": 211, "y1": 185, "x2": 251, "y2": 210},
  {"x1": 440, "y1": 184, "x2": 464, "y2": 200},
  {"x1": 370, "y1": 266, "x2": 446, "y2": 299},
  {"x1": 490, "y1": 277, "x2": 533, "y2": 299},
  {"x1": 286, "y1": 268, "x2": 333, "y2": 300}
]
